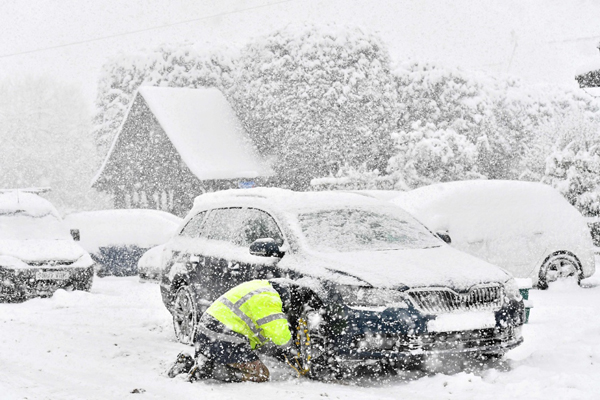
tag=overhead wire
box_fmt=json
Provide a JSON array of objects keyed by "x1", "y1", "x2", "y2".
[{"x1": 0, "y1": 0, "x2": 294, "y2": 60}]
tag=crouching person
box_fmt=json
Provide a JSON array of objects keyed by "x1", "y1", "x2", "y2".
[{"x1": 168, "y1": 279, "x2": 299, "y2": 383}]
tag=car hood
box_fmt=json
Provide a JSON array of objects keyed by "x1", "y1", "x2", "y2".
[
  {"x1": 0, "y1": 239, "x2": 87, "y2": 263},
  {"x1": 297, "y1": 245, "x2": 511, "y2": 291}
]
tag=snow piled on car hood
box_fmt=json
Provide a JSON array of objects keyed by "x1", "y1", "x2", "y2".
[
  {"x1": 0, "y1": 239, "x2": 87, "y2": 264},
  {"x1": 290, "y1": 245, "x2": 510, "y2": 290}
]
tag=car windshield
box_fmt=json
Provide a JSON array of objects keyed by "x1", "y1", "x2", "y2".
[
  {"x1": 0, "y1": 211, "x2": 71, "y2": 240},
  {"x1": 297, "y1": 208, "x2": 442, "y2": 252}
]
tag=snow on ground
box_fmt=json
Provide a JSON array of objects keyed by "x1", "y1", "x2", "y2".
[{"x1": 2, "y1": 267, "x2": 600, "y2": 400}]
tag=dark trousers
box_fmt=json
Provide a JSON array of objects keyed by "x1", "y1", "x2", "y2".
[{"x1": 194, "y1": 313, "x2": 259, "y2": 365}]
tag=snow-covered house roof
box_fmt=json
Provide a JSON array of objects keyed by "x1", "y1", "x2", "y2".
[{"x1": 93, "y1": 86, "x2": 272, "y2": 186}]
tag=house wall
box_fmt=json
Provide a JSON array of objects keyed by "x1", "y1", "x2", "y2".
[{"x1": 94, "y1": 94, "x2": 258, "y2": 217}]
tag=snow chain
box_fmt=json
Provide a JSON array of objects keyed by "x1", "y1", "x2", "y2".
[{"x1": 285, "y1": 317, "x2": 311, "y2": 377}]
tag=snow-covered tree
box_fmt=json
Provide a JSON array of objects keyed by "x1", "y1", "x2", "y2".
[
  {"x1": 232, "y1": 24, "x2": 398, "y2": 190},
  {"x1": 0, "y1": 76, "x2": 109, "y2": 213},
  {"x1": 388, "y1": 62, "x2": 553, "y2": 188},
  {"x1": 522, "y1": 108, "x2": 600, "y2": 216},
  {"x1": 93, "y1": 43, "x2": 235, "y2": 154}
]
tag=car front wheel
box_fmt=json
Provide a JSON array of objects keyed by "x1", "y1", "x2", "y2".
[
  {"x1": 172, "y1": 286, "x2": 198, "y2": 345},
  {"x1": 538, "y1": 253, "x2": 582, "y2": 290}
]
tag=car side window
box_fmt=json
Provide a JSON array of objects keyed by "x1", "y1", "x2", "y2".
[
  {"x1": 180, "y1": 211, "x2": 207, "y2": 238},
  {"x1": 202, "y1": 208, "x2": 246, "y2": 244},
  {"x1": 239, "y1": 208, "x2": 284, "y2": 246}
]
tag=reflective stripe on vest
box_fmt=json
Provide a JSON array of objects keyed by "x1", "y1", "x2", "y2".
[
  {"x1": 219, "y1": 296, "x2": 268, "y2": 343},
  {"x1": 195, "y1": 323, "x2": 247, "y2": 345},
  {"x1": 256, "y1": 313, "x2": 286, "y2": 326}
]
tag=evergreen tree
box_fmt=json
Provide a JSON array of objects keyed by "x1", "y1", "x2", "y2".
[{"x1": 231, "y1": 24, "x2": 398, "y2": 190}]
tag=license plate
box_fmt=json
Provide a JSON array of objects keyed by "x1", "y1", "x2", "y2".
[
  {"x1": 36, "y1": 271, "x2": 70, "y2": 280},
  {"x1": 427, "y1": 311, "x2": 496, "y2": 332}
]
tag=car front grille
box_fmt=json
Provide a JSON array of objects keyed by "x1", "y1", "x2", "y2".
[
  {"x1": 27, "y1": 260, "x2": 74, "y2": 267},
  {"x1": 407, "y1": 284, "x2": 503, "y2": 314},
  {"x1": 353, "y1": 327, "x2": 518, "y2": 353}
]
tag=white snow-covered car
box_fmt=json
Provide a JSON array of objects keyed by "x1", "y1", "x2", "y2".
[
  {"x1": 0, "y1": 191, "x2": 95, "y2": 302},
  {"x1": 391, "y1": 180, "x2": 595, "y2": 289},
  {"x1": 64, "y1": 209, "x2": 181, "y2": 277},
  {"x1": 585, "y1": 216, "x2": 600, "y2": 254},
  {"x1": 137, "y1": 244, "x2": 166, "y2": 282}
]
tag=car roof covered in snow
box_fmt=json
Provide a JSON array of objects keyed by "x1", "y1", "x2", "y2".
[
  {"x1": 390, "y1": 180, "x2": 587, "y2": 238},
  {"x1": 191, "y1": 187, "x2": 402, "y2": 215},
  {"x1": 0, "y1": 191, "x2": 59, "y2": 218}
]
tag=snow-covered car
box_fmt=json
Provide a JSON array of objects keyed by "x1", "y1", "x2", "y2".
[
  {"x1": 391, "y1": 180, "x2": 595, "y2": 289},
  {"x1": 64, "y1": 209, "x2": 181, "y2": 277},
  {"x1": 137, "y1": 244, "x2": 166, "y2": 282},
  {"x1": 0, "y1": 191, "x2": 94, "y2": 302},
  {"x1": 159, "y1": 188, "x2": 524, "y2": 375},
  {"x1": 585, "y1": 216, "x2": 600, "y2": 254}
]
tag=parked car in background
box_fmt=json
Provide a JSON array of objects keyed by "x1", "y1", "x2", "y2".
[
  {"x1": 585, "y1": 216, "x2": 600, "y2": 254},
  {"x1": 0, "y1": 190, "x2": 94, "y2": 302},
  {"x1": 138, "y1": 244, "x2": 166, "y2": 282},
  {"x1": 391, "y1": 180, "x2": 595, "y2": 289},
  {"x1": 159, "y1": 188, "x2": 524, "y2": 376},
  {"x1": 64, "y1": 209, "x2": 181, "y2": 277}
]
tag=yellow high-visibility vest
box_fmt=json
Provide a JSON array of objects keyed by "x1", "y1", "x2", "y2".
[{"x1": 206, "y1": 280, "x2": 292, "y2": 349}]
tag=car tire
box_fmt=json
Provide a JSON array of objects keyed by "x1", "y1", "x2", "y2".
[
  {"x1": 172, "y1": 286, "x2": 198, "y2": 345},
  {"x1": 538, "y1": 253, "x2": 582, "y2": 290},
  {"x1": 76, "y1": 276, "x2": 93, "y2": 292}
]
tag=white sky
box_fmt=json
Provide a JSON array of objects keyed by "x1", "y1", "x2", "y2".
[{"x1": 1, "y1": 0, "x2": 599, "y2": 104}]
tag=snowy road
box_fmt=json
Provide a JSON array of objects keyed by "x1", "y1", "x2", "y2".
[{"x1": 1, "y1": 271, "x2": 600, "y2": 400}]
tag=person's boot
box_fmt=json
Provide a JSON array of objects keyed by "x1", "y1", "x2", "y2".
[
  {"x1": 210, "y1": 363, "x2": 244, "y2": 382},
  {"x1": 187, "y1": 354, "x2": 214, "y2": 382},
  {"x1": 227, "y1": 360, "x2": 270, "y2": 382},
  {"x1": 167, "y1": 352, "x2": 196, "y2": 378}
]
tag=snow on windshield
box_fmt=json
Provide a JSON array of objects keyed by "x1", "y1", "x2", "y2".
[
  {"x1": 0, "y1": 213, "x2": 71, "y2": 240},
  {"x1": 297, "y1": 208, "x2": 441, "y2": 252}
]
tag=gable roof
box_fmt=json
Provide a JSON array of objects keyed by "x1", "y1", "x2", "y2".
[{"x1": 93, "y1": 86, "x2": 272, "y2": 185}]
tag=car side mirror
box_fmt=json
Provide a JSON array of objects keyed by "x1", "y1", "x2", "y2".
[
  {"x1": 70, "y1": 229, "x2": 80, "y2": 241},
  {"x1": 249, "y1": 238, "x2": 284, "y2": 258},
  {"x1": 436, "y1": 232, "x2": 451, "y2": 244},
  {"x1": 186, "y1": 254, "x2": 201, "y2": 271}
]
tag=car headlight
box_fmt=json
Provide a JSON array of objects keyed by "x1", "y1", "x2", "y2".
[
  {"x1": 334, "y1": 285, "x2": 409, "y2": 308},
  {"x1": 504, "y1": 278, "x2": 522, "y2": 302}
]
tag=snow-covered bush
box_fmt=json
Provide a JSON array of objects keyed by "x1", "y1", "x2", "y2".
[
  {"x1": 231, "y1": 24, "x2": 398, "y2": 190},
  {"x1": 388, "y1": 62, "x2": 549, "y2": 188},
  {"x1": 0, "y1": 76, "x2": 110, "y2": 213},
  {"x1": 516, "y1": 86, "x2": 600, "y2": 216},
  {"x1": 388, "y1": 124, "x2": 482, "y2": 188},
  {"x1": 93, "y1": 43, "x2": 235, "y2": 153},
  {"x1": 310, "y1": 164, "x2": 397, "y2": 191},
  {"x1": 532, "y1": 113, "x2": 600, "y2": 216}
]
